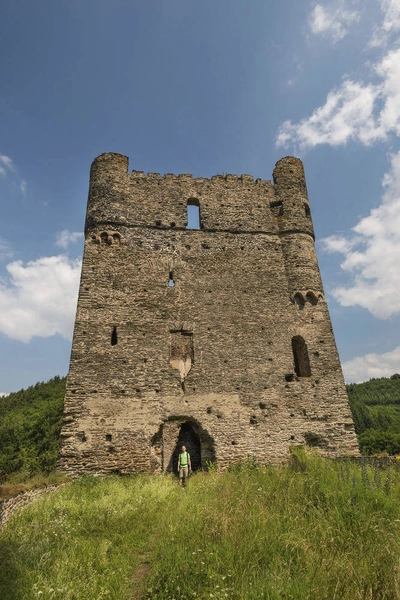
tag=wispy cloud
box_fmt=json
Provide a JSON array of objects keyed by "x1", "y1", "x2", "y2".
[
  {"x1": 342, "y1": 345, "x2": 400, "y2": 382},
  {"x1": 322, "y1": 151, "x2": 400, "y2": 318},
  {"x1": 55, "y1": 230, "x2": 84, "y2": 249},
  {"x1": 0, "y1": 237, "x2": 13, "y2": 261},
  {"x1": 0, "y1": 255, "x2": 81, "y2": 343},
  {"x1": 0, "y1": 153, "x2": 27, "y2": 196},
  {"x1": 371, "y1": 0, "x2": 400, "y2": 46},
  {"x1": 0, "y1": 154, "x2": 15, "y2": 176},
  {"x1": 309, "y1": 2, "x2": 360, "y2": 43}
]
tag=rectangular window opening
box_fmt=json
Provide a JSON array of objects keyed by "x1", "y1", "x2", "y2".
[{"x1": 186, "y1": 201, "x2": 201, "y2": 229}]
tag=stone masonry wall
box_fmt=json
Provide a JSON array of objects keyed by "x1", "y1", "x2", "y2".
[{"x1": 58, "y1": 154, "x2": 359, "y2": 475}]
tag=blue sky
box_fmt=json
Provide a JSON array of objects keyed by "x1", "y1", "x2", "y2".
[{"x1": 1, "y1": 0, "x2": 400, "y2": 393}]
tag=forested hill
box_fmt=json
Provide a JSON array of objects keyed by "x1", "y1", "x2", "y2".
[
  {"x1": 0, "y1": 376, "x2": 66, "y2": 477},
  {"x1": 347, "y1": 374, "x2": 400, "y2": 455},
  {"x1": 347, "y1": 374, "x2": 400, "y2": 405}
]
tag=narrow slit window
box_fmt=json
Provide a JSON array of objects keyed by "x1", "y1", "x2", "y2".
[
  {"x1": 292, "y1": 336, "x2": 311, "y2": 377},
  {"x1": 186, "y1": 199, "x2": 201, "y2": 229},
  {"x1": 111, "y1": 326, "x2": 118, "y2": 346},
  {"x1": 168, "y1": 271, "x2": 175, "y2": 287}
]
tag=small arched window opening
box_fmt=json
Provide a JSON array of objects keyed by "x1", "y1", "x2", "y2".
[
  {"x1": 292, "y1": 336, "x2": 311, "y2": 377},
  {"x1": 294, "y1": 292, "x2": 305, "y2": 309},
  {"x1": 186, "y1": 199, "x2": 201, "y2": 230},
  {"x1": 304, "y1": 203, "x2": 310, "y2": 217},
  {"x1": 111, "y1": 326, "x2": 118, "y2": 346},
  {"x1": 168, "y1": 271, "x2": 175, "y2": 287},
  {"x1": 306, "y1": 291, "x2": 318, "y2": 306}
]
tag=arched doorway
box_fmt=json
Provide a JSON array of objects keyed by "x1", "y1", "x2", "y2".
[{"x1": 162, "y1": 418, "x2": 215, "y2": 473}]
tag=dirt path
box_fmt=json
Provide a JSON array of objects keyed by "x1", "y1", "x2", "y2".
[{"x1": 131, "y1": 552, "x2": 152, "y2": 600}]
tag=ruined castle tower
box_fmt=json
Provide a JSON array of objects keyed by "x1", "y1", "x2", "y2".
[{"x1": 58, "y1": 153, "x2": 359, "y2": 474}]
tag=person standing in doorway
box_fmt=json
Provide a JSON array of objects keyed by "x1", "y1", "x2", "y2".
[{"x1": 178, "y1": 445, "x2": 191, "y2": 486}]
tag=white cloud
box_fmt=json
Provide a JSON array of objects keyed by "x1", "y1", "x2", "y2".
[
  {"x1": 309, "y1": 3, "x2": 360, "y2": 42},
  {"x1": 55, "y1": 230, "x2": 84, "y2": 249},
  {"x1": 0, "y1": 392, "x2": 9, "y2": 398},
  {"x1": 0, "y1": 255, "x2": 81, "y2": 343},
  {"x1": 342, "y1": 345, "x2": 400, "y2": 382},
  {"x1": 277, "y1": 79, "x2": 381, "y2": 148},
  {"x1": 277, "y1": 44, "x2": 400, "y2": 149},
  {"x1": 322, "y1": 151, "x2": 400, "y2": 318}
]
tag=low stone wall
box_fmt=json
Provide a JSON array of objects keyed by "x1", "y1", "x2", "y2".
[{"x1": 0, "y1": 484, "x2": 64, "y2": 529}]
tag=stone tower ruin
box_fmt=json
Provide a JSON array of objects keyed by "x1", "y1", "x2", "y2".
[{"x1": 58, "y1": 153, "x2": 359, "y2": 474}]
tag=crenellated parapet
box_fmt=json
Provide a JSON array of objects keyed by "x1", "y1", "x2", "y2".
[{"x1": 85, "y1": 154, "x2": 320, "y2": 244}]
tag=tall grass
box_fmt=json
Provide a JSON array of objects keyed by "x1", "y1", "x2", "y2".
[{"x1": 1, "y1": 451, "x2": 400, "y2": 600}]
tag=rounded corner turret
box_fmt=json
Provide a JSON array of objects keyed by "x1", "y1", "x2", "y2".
[
  {"x1": 90, "y1": 152, "x2": 129, "y2": 175},
  {"x1": 271, "y1": 155, "x2": 314, "y2": 240},
  {"x1": 273, "y1": 156, "x2": 305, "y2": 184}
]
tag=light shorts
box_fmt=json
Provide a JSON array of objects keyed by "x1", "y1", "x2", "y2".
[{"x1": 179, "y1": 466, "x2": 189, "y2": 480}]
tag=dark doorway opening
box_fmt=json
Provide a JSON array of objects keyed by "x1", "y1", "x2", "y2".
[
  {"x1": 162, "y1": 418, "x2": 215, "y2": 473},
  {"x1": 173, "y1": 422, "x2": 201, "y2": 472}
]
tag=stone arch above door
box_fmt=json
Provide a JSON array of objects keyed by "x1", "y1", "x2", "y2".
[{"x1": 161, "y1": 417, "x2": 215, "y2": 473}]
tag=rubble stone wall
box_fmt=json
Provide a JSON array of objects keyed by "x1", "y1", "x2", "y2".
[{"x1": 58, "y1": 154, "x2": 359, "y2": 475}]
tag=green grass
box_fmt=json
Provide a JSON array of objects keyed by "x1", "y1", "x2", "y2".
[{"x1": 2, "y1": 451, "x2": 400, "y2": 600}]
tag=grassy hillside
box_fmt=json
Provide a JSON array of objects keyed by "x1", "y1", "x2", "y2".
[
  {"x1": 0, "y1": 376, "x2": 66, "y2": 479},
  {"x1": 1, "y1": 452, "x2": 400, "y2": 600},
  {"x1": 347, "y1": 374, "x2": 400, "y2": 455}
]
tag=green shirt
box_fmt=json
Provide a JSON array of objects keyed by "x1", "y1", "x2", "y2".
[{"x1": 179, "y1": 451, "x2": 190, "y2": 467}]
